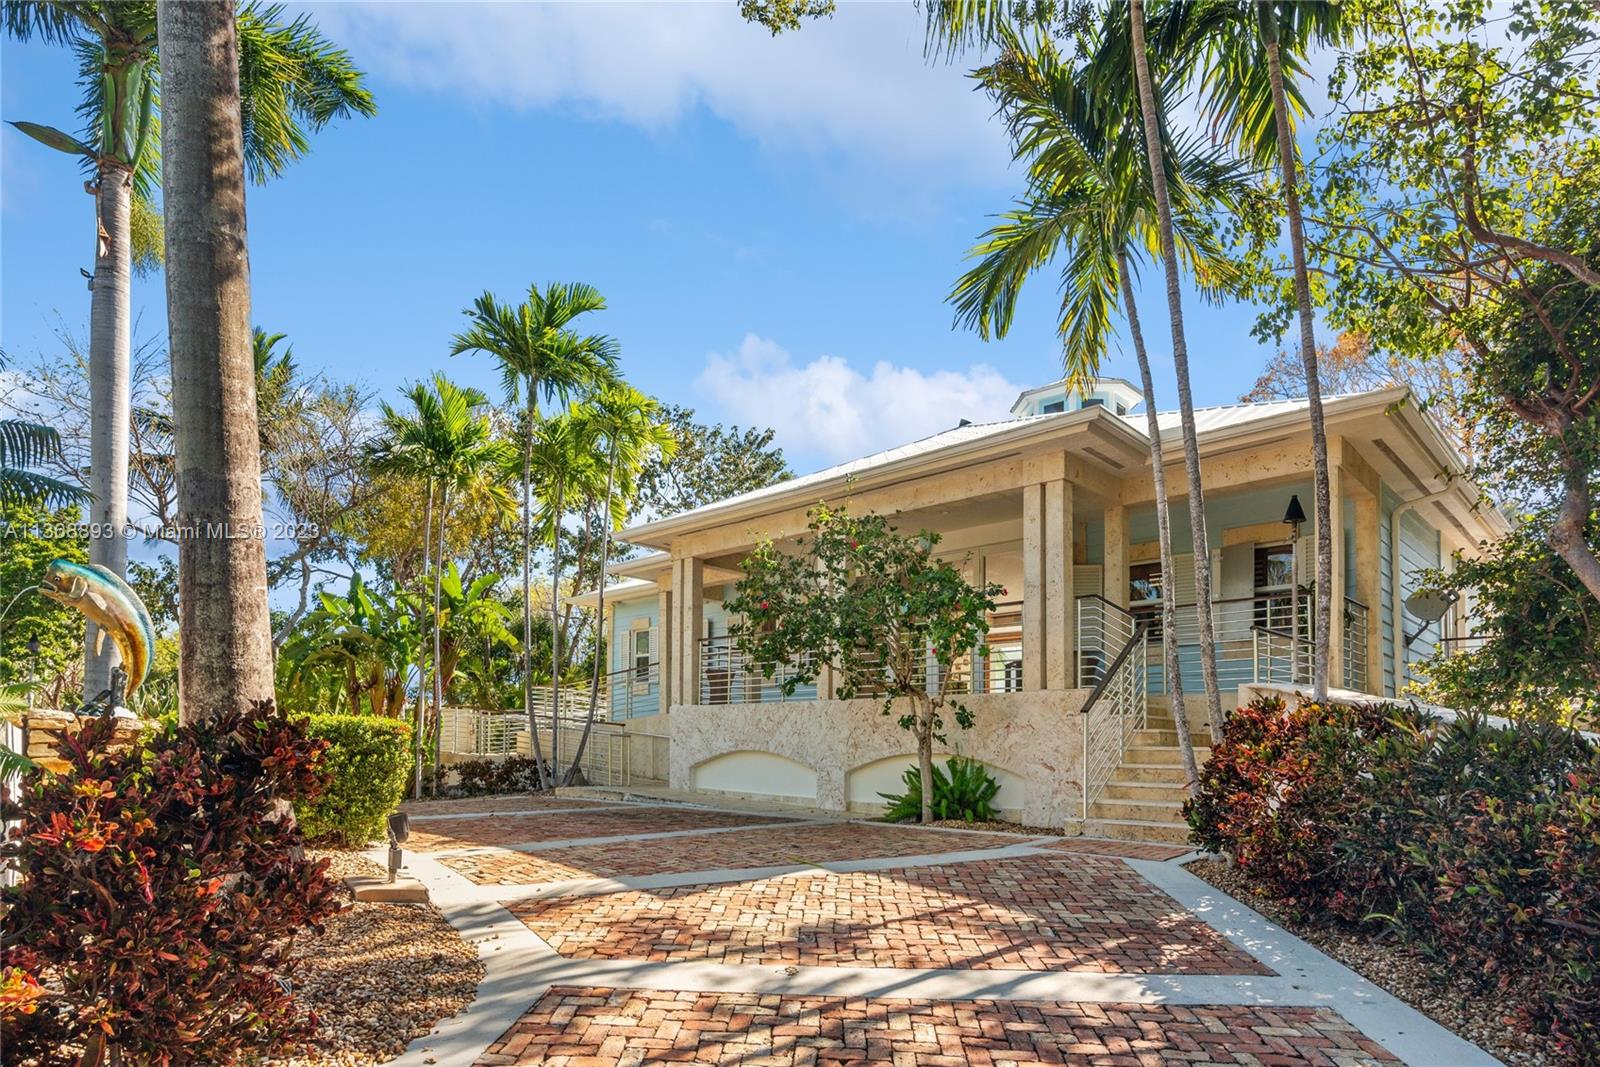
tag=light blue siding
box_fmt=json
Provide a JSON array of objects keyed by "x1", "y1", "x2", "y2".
[
  {"x1": 607, "y1": 593, "x2": 660, "y2": 720},
  {"x1": 1379, "y1": 485, "x2": 1444, "y2": 695}
]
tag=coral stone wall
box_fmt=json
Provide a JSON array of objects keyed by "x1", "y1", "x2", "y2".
[{"x1": 669, "y1": 691, "x2": 1088, "y2": 827}]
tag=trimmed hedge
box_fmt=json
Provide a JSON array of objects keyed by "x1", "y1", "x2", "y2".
[
  {"x1": 1186, "y1": 696, "x2": 1600, "y2": 1064},
  {"x1": 294, "y1": 714, "x2": 412, "y2": 846}
]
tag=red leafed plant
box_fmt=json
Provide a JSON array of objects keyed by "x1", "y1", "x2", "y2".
[{"x1": 0, "y1": 703, "x2": 338, "y2": 1066}]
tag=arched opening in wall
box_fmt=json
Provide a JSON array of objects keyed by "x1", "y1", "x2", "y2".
[
  {"x1": 844, "y1": 754, "x2": 1026, "y2": 817},
  {"x1": 692, "y1": 750, "x2": 817, "y2": 804}
]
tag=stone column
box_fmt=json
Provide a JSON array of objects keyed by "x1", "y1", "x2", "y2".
[
  {"x1": 1352, "y1": 488, "x2": 1381, "y2": 694},
  {"x1": 1021, "y1": 483, "x2": 1046, "y2": 691},
  {"x1": 1103, "y1": 504, "x2": 1128, "y2": 609},
  {"x1": 656, "y1": 588, "x2": 674, "y2": 709},
  {"x1": 670, "y1": 557, "x2": 703, "y2": 707},
  {"x1": 1044, "y1": 479, "x2": 1075, "y2": 689}
]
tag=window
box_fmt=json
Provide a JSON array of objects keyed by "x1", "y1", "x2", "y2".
[
  {"x1": 632, "y1": 628, "x2": 652, "y2": 680},
  {"x1": 1082, "y1": 397, "x2": 1105, "y2": 408},
  {"x1": 1041, "y1": 399, "x2": 1065, "y2": 414},
  {"x1": 1129, "y1": 562, "x2": 1163, "y2": 639},
  {"x1": 1115, "y1": 403, "x2": 1127, "y2": 415},
  {"x1": 1253, "y1": 543, "x2": 1295, "y2": 631}
]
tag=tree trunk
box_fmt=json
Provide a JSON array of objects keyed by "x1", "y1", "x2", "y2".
[
  {"x1": 566, "y1": 443, "x2": 617, "y2": 786},
  {"x1": 1119, "y1": 251, "x2": 1199, "y2": 789},
  {"x1": 84, "y1": 159, "x2": 133, "y2": 698},
  {"x1": 549, "y1": 480, "x2": 565, "y2": 786},
  {"x1": 413, "y1": 479, "x2": 434, "y2": 799},
  {"x1": 917, "y1": 695, "x2": 934, "y2": 825},
  {"x1": 1262, "y1": 6, "x2": 1333, "y2": 700},
  {"x1": 520, "y1": 401, "x2": 549, "y2": 790},
  {"x1": 1128, "y1": 0, "x2": 1225, "y2": 739},
  {"x1": 159, "y1": 0, "x2": 274, "y2": 721},
  {"x1": 431, "y1": 486, "x2": 449, "y2": 797}
]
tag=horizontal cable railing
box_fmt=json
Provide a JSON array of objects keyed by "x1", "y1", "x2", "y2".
[
  {"x1": 1076, "y1": 594, "x2": 1138, "y2": 689},
  {"x1": 699, "y1": 635, "x2": 819, "y2": 704},
  {"x1": 605, "y1": 661, "x2": 662, "y2": 720}
]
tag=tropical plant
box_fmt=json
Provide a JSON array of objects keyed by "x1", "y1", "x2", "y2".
[
  {"x1": 0, "y1": 409, "x2": 87, "y2": 510},
  {"x1": 926, "y1": 0, "x2": 1230, "y2": 739},
  {"x1": 948, "y1": 28, "x2": 1257, "y2": 786},
  {"x1": 0, "y1": 680, "x2": 38, "y2": 779},
  {"x1": 0, "y1": 502, "x2": 88, "y2": 703},
  {"x1": 726, "y1": 505, "x2": 1001, "y2": 824},
  {"x1": 565, "y1": 384, "x2": 676, "y2": 784},
  {"x1": 880, "y1": 756, "x2": 1001, "y2": 824},
  {"x1": 3, "y1": 0, "x2": 375, "y2": 699},
  {"x1": 526, "y1": 410, "x2": 608, "y2": 778},
  {"x1": 369, "y1": 374, "x2": 514, "y2": 795},
  {"x1": 451, "y1": 283, "x2": 619, "y2": 788},
  {"x1": 278, "y1": 574, "x2": 422, "y2": 718},
  {"x1": 1159, "y1": 0, "x2": 1347, "y2": 699},
  {"x1": 293, "y1": 713, "x2": 412, "y2": 845},
  {"x1": 0, "y1": 704, "x2": 338, "y2": 1065}
]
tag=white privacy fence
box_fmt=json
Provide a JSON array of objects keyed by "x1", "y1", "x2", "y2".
[{"x1": 437, "y1": 698, "x2": 668, "y2": 788}]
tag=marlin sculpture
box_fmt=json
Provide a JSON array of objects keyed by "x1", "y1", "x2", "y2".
[{"x1": 38, "y1": 559, "x2": 156, "y2": 705}]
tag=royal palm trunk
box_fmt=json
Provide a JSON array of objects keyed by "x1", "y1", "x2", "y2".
[
  {"x1": 1262, "y1": 6, "x2": 1334, "y2": 700},
  {"x1": 1128, "y1": 0, "x2": 1225, "y2": 739},
  {"x1": 520, "y1": 411, "x2": 549, "y2": 789},
  {"x1": 158, "y1": 0, "x2": 275, "y2": 721},
  {"x1": 566, "y1": 443, "x2": 617, "y2": 785},
  {"x1": 1119, "y1": 251, "x2": 1199, "y2": 789},
  {"x1": 84, "y1": 160, "x2": 133, "y2": 698}
]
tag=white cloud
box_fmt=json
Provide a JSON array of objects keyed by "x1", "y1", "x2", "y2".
[
  {"x1": 311, "y1": 0, "x2": 1007, "y2": 182},
  {"x1": 696, "y1": 333, "x2": 1023, "y2": 464}
]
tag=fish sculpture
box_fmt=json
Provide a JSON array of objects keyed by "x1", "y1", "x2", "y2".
[{"x1": 38, "y1": 559, "x2": 156, "y2": 701}]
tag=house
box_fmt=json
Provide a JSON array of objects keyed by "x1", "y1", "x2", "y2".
[{"x1": 571, "y1": 376, "x2": 1504, "y2": 840}]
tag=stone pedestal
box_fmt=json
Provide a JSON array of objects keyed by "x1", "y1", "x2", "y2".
[{"x1": 18, "y1": 709, "x2": 145, "y2": 774}]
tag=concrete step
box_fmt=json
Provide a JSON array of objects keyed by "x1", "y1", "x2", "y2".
[
  {"x1": 1081, "y1": 817, "x2": 1192, "y2": 845},
  {"x1": 1089, "y1": 797, "x2": 1188, "y2": 823},
  {"x1": 1115, "y1": 762, "x2": 1198, "y2": 784},
  {"x1": 1131, "y1": 728, "x2": 1213, "y2": 748},
  {"x1": 1124, "y1": 744, "x2": 1211, "y2": 766},
  {"x1": 1101, "y1": 780, "x2": 1190, "y2": 803}
]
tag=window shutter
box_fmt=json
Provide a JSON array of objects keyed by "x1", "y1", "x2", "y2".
[
  {"x1": 1073, "y1": 565, "x2": 1102, "y2": 600},
  {"x1": 1169, "y1": 553, "x2": 1197, "y2": 606}
]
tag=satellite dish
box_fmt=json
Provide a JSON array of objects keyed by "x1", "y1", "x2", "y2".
[{"x1": 1404, "y1": 589, "x2": 1456, "y2": 624}]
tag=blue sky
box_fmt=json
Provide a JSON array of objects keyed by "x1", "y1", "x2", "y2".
[{"x1": 2, "y1": 1, "x2": 1302, "y2": 478}]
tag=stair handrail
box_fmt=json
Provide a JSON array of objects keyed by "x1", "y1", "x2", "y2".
[{"x1": 1080, "y1": 619, "x2": 1150, "y2": 821}]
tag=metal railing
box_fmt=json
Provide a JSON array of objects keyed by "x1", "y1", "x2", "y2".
[
  {"x1": 1081, "y1": 620, "x2": 1149, "y2": 820},
  {"x1": 606, "y1": 660, "x2": 662, "y2": 720},
  {"x1": 436, "y1": 704, "x2": 668, "y2": 788},
  {"x1": 698, "y1": 635, "x2": 819, "y2": 704},
  {"x1": 1343, "y1": 598, "x2": 1369, "y2": 692},
  {"x1": 1077, "y1": 594, "x2": 1139, "y2": 689}
]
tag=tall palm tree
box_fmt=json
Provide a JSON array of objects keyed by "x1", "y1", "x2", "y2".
[
  {"x1": 4, "y1": 0, "x2": 375, "y2": 696},
  {"x1": 564, "y1": 384, "x2": 676, "y2": 785},
  {"x1": 157, "y1": 0, "x2": 273, "y2": 720},
  {"x1": 1166, "y1": 0, "x2": 1345, "y2": 697},
  {"x1": 927, "y1": 1, "x2": 1231, "y2": 738},
  {"x1": 451, "y1": 284, "x2": 618, "y2": 789},
  {"x1": 371, "y1": 374, "x2": 514, "y2": 796},
  {"x1": 525, "y1": 411, "x2": 606, "y2": 786},
  {"x1": 949, "y1": 33, "x2": 1250, "y2": 786}
]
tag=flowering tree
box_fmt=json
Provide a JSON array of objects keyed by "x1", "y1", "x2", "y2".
[{"x1": 726, "y1": 505, "x2": 1000, "y2": 824}]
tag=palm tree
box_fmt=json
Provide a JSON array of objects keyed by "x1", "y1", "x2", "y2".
[
  {"x1": 1165, "y1": 0, "x2": 1345, "y2": 698},
  {"x1": 948, "y1": 33, "x2": 1250, "y2": 787},
  {"x1": 370, "y1": 374, "x2": 514, "y2": 796},
  {"x1": 4, "y1": 0, "x2": 374, "y2": 697},
  {"x1": 525, "y1": 411, "x2": 606, "y2": 786},
  {"x1": 1, "y1": 353, "x2": 88, "y2": 506},
  {"x1": 157, "y1": 0, "x2": 272, "y2": 719},
  {"x1": 451, "y1": 284, "x2": 619, "y2": 788},
  {"x1": 926, "y1": 1, "x2": 1231, "y2": 739},
  {"x1": 564, "y1": 384, "x2": 676, "y2": 785}
]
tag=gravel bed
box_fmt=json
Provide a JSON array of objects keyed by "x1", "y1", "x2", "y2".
[
  {"x1": 1187, "y1": 858, "x2": 1554, "y2": 1067},
  {"x1": 260, "y1": 851, "x2": 483, "y2": 1066}
]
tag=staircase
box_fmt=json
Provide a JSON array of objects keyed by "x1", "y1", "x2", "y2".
[{"x1": 1083, "y1": 703, "x2": 1209, "y2": 844}]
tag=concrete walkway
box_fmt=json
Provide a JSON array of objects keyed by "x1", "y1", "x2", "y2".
[{"x1": 375, "y1": 797, "x2": 1499, "y2": 1067}]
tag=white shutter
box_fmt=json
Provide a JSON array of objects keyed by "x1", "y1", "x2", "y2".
[
  {"x1": 1220, "y1": 542, "x2": 1254, "y2": 601},
  {"x1": 1170, "y1": 553, "x2": 1197, "y2": 606}
]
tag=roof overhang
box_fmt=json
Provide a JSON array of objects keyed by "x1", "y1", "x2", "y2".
[{"x1": 617, "y1": 406, "x2": 1150, "y2": 551}]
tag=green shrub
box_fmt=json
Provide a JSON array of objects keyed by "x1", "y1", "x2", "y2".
[
  {"x1": 1, "y1": 704, "x2": 338, "y2": 1063},
  {"x1": 1187, "y1": 695, "x2": 1600, "y2": 1064},
  {"x1": 294, "y1": 714, "x2": 412, "y2": 845},
  {"x1": 449, "y1": 754, "x2": 550, "y2": 796},
  {"x1": 880, "y1": 756, "x2": 1000, "y2": 823}
]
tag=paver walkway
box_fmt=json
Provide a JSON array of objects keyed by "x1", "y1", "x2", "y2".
[{"x1": 376, "y1": 798, "x2": 1502, "y2": 1067}]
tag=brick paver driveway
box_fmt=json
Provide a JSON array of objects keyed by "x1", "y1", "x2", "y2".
[{"x1": 380, "y1": 796, "x2": 1499, "y2": 1067}]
